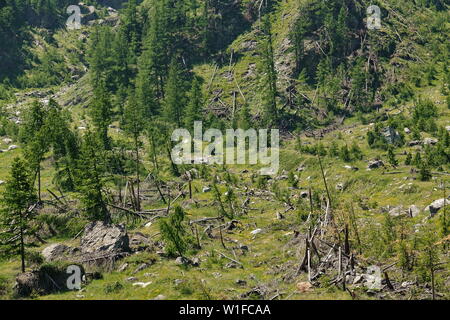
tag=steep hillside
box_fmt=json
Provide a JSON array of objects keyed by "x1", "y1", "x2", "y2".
[{"x1": 0, "y1": 0, "x2": 449, "y2": 301}]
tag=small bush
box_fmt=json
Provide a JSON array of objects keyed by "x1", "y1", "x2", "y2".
[{"x1": 104, "y1": 281, "x2": 124, "y2": 294}]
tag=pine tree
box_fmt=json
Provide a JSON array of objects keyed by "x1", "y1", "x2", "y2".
[
  {"x1": 135, "y1": 56, "x2": 158, "y2": 118},
  {"x1": 89, "y1": 80, "x2": 113, "y2": 150},
  {"x1": 0, "y1": 158, "x2": 37, "y2": 272},
  {"x1": 237, "y1": 103, "x2": 252, "y2": 130},
  {"x1": 184, "y1": 77, "x2": 203, "y2": 129},
  {"x1": 123, "y1": 91, "x2": 145, "y2": 211},
  {"x1": 121, "y1": 0, "x2": 141, "y2": 62},
  {"x1": 21, "y1": 100, "x2": 48, "y2": 202},
  {"x1": 339, "y1": 144, "x2": 351, "y2": 162},
  {"x1": 405, "y1": 153, "x2": 413, "y2": 165},
  {"x1": 87, "y1": 26, "x2": 114, "y2": 91},
  {"x1": 76, "y1": 130, "x2": 110, "y2": 222},
  {"x1": 140, "y1": 0, "x2": 172, "y2": 98},
  {"x1": 388, "y1": 146, "x2": 398, "y2": 168},
  {"x1": 416, "y1": 226, "x2": 440, "y2": 300},
  {"x1": 159, "y1": 206, "x2": 190, "y2": 257},
  {"x1": 419, "y1": 163, "x2": 432, "y2": 181},
  {"x1": 163, "y1": 59, "x2": 187, "y2": 127},
  {"x1": 111, "y1": 28, "x2": 134, "y2": 93},
  {"x1": 44, "y1": 100, "x2": 80, "y2": 192}
]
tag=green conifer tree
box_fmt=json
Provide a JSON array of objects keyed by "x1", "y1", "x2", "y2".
[{"x1": 0, "y1": 158, "x2": 37, "y2": 272}]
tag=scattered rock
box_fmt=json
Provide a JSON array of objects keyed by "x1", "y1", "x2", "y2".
[
  {"x1": 408, "y1": 205, "x2": 420, "y2": 218},
  {"x1": 117, "y1": 263, "x2": 129, "y2": 272},
  {"x1": 336, "y1": 183, "x2": 344, "y2": 191},
  {"x1": 353, "y1": 275, "x2": 364, "y2": 284},
  {"x1": 153, "y1": 294, "x2": 166, "y2": 300},
  {"x1": 300, "y1": 191, "x2": 310, "y2": 198},
  {"x1": 389, "y1": 206, "x2": 406, "y2": 217},
  {"x1": 175, "y1": 256, "x2": 190, "y2": 266},
  {"x1": 368, "y1": 160, "x2": 385, "y2": 169},
  {"x1": 276, "y1": 212, "x2": 284, "y2": 220},
  {"x1": 296, "y1": 281, "x2": 313, "y2": 293},
  {"x1": 129, "y1": 232, "x2": 152, "y2": 252},
  {"x1": 401, "y1": 281, "x2": 415, "y2": 288},
  {"x1": 191, "y1": 257, "x2": 200, "y2": 267},
  {"x1": 7, "y1": 145, "x2": 18, "y2": 151},
  {"x1": 225, "y1": 261, "x2": 240, "y2": 269},
  {"x1": 133, "y1": 263, "x2": 151, "y2": 274},
  {"x1": 2, "y1": 138, "x2": 12, "y2": 144},
  {"x1": 202, "y1": 186, "x2": 211, "y2": 193},
  {"x1": 235, "y1": 279, "x2": 247, "y2": 286},
  {"x1": 404, "y1": 127, "x2": 411, "y2": 134},
  {"x1": 250, "y1": 228, "x2": 262, "y2": 236},
  {"x1": 423, "y1": 138, "x2": 438, "y2": 145},
  {"x1": 344, "y1": 165, "x2": 359, "y2": 171},
  {"x1": 80, "y1": 221, "x2": 129, "y2": 254},
  {"x1": 132, "y1": 281, "x2": 152, "y2": 288},
  {"x1": 239, "y1": 244, "x2": 249, "y2": 252},
  {"x1": 174, "y1": 279, "x2": 185, "y2": 286},
  {"x1": 126, "y1": 277, "x2": 138, "y2": 282},
  {"x1": 425, "y1": 198, "x2": 450, "y2": 217},
  {"x1": 42, "y1": 243, "x2": 71, "y2": 262}
]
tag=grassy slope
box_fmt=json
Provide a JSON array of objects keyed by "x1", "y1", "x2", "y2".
[{"x1": 0, "y1": 0, "x2": 449, "y2": 300}]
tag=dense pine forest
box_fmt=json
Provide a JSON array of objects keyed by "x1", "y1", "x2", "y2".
[{"x1": 0, "y1": 0, "x2": 449, "y2": 300}]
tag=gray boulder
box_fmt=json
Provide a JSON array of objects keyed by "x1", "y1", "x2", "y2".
[
  {"x1": 368, "y1": 160, "x2": 385, "y2": 169},
  {"x1": 423, "y1": 138, "x2": 438, "y2": 145},
  {"x1": 80, "y1": 221, "x2": 129, "y2": 254},
  {"x1": 425, "y1": 198, "x2": 449, "y2": 217},
  {"x1": 42, "y1": 243, "x2": 70, "y2": 262},
  {"x1": 389, "y1": 206, "x2": 405, "y2": 217},
  {"x1": 408, "y1": 205, "x2": 420, "y2": 218}
]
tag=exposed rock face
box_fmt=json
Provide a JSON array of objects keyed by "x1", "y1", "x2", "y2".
[
  {"x1": 425, "y1": 198, "x2": 449, "y2": 217},
  {"x1": 42, "y1": 243, "x2": 71, "y2": 262},
  {"x1": 80, "y1": 221, "x2": 129, "y2": 254}
]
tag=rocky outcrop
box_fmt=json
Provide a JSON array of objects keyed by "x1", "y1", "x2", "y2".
[
  {"x1": 425, "y1": 198, "x2": 449, "y2": 217},
  {"x1": 80, "y1": 221, "x2": 130, "y2": 254},
  {"x1": 42, "y1": 243, "x2": 72, "y2": 262}
]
